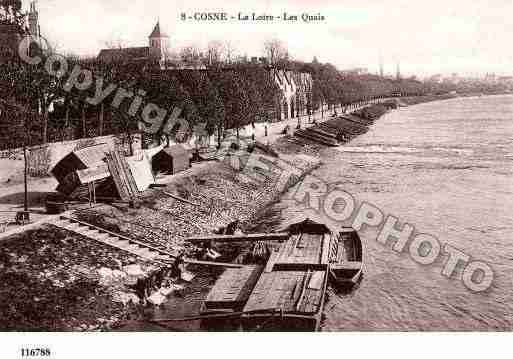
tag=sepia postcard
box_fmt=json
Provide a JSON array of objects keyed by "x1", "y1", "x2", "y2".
[{"x1": 0, "y1": 0, "x2": 511, "y2": 357}]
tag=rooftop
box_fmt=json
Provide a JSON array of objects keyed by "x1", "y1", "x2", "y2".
[{"x1": 149, "y1": 22, "x2": 168, "y2": 38}]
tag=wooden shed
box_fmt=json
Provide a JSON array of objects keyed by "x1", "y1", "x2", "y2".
[
  {"x1": 51, "y1": 143, "x2": 111, "y2": 183},
  {"x1": 151, "y1": 145, "x2": 190, "y2": 175},
  {"x1": 51, "y1": 144, "x2": 114, "y2": 197}
]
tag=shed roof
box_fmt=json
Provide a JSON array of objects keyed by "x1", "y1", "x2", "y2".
[{"x1": 73, "y1": 143, "x2": 111, "y2": 167}]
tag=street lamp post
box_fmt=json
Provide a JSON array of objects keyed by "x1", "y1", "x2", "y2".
[{"x1": 23, "y1": 145, "x2": 28, "y2": 213}]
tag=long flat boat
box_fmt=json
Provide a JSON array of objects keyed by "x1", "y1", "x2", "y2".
[{"x1": 198, "y1": 218, "x2": 363, "y2": 331}]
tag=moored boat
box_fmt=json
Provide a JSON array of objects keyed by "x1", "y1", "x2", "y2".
[
  {"x1": 196, "y1": 217, "x2": 363, "y2": 331},
  {"x1": 328, "y1": 228, "x2": 363, "y2": 289}
]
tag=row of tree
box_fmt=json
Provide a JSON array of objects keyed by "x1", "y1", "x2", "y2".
[
  {"x1": 0, "y1": 54, "x2": 285, "y2": 150},
  {"x1": 3, "y1": 31, "x2": 507, "y2": 151}
]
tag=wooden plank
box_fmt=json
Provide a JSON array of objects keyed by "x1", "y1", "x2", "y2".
[
  {"x1": 106, "y1": 151, "x2": 139, "y2": 201},
  {"x1": 76, "y1": 164, "x2": 110, "y2": 183},
  {"x1": 335, "y1": 240, "x2": 343, "y2": 263},
  {"x1": 275, "y1": 233, "x2": 324, "y2": 268},
  {"x1": 116, "y1": 150, "x2": 137, "y2": 198},
  {"x1": 106, "y1": 152, "x2": 130, "y2": 200},
  {"x1": 340, "y1": 227, "x2": 356, "y2": 233},
  {"x1": 295, "y1": 271, "x2": 311, "y2": 311},
  {"x1": 330, "y1": 261, "x2": 362, "y2": 271},
  {"x1": 273, "y1": 262, "x2": 328, "y2": 271},
  {"x1": 187, "y1": 233, "x2": 289, "y2": 243},
  {"x1": 320, "y1": 234, "x2": 330, "y2": 265},
  {"x1": 308, "y1": 271, "x2": 324, "y2": 290},
  {"x1": 300, "y1": 271, "x2": 326, "y2": 313},
  {"x1": 118, "y1": 150, "x2": 139, "y2": 198},
  {"x1": 277, "y1": 234, "x2": 299, "y2": 264},
  {"x1": 205, "y1": 265, "x2": 263, "y2": 309},
  {"x1": 243, "y1": 270, "x2": 327, "y2": 315},
  {"x1": 110, "y1": 152, "x2": 127, "y2": 198},
  {"x1": 265, "y1": 248, "x2": 281, "y2": 273}
]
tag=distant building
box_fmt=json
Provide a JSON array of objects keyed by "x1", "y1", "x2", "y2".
[
  {"x1": 97, "y1": 22, "x2": 169, "y2": 65},
  {"x1": 341, "y1": 67, "x2": 369, "y2": 76},
  {"x1": 96, "y1": 19, "x2": 312, "y2": 122}
]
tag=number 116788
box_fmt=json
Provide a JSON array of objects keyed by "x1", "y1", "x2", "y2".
[{"x1": 21, "y1": 348, "x2": 51, "y2": 357}]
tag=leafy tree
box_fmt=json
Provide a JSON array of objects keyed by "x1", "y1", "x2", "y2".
[{"x1": 214, "y1": 70, "x2": 250, "y2": 145}]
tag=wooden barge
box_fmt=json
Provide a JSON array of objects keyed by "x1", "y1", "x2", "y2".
[{"x1": 196, "y1": 218, "x2": 363, "y2": 331}]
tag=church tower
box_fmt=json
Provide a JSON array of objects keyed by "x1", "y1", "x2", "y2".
[
  {"x1": 149, "y1": 21, "x2": 169, "y2": 62},
  {"x1": 28, "y1": 1, "x2": 40, "y2": 38}
]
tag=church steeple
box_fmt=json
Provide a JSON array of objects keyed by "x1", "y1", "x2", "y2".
[
  {"x1": 148, "y1": 21, "x2": 169, "y2": 62},
  {"x1": 28, "y1": 1, "x2": 40, "y2": 37}
]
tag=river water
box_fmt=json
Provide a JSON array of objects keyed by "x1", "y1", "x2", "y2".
[{"x1": 264, "y1": 94, "x2": 513, "y2": 331}]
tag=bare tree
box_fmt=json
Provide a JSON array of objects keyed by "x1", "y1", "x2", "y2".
[
  {"x1": 179, "y1": 45, "x2": 202, "y2": 63},
  {"x1": 263, "y1": 38, "x2": 288, "y2": 65},
  {"x1": 206, "y1": 40, "x2": 223, "y2": 66},
  {"x1": 223, "y1": 40, "x2": 236, "y2": 64}
]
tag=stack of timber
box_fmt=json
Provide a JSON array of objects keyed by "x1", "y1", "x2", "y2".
[{"x1": 105, "y1": 150, "x2": 139, "y2": 201}]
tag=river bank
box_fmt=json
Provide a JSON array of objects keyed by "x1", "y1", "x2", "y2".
[
  {"x1": 0, "y1": 144, "x2": 321, "y2": 331},
  {"x1": 0, "y1": 94, "x2": 456, "y2": 331}
]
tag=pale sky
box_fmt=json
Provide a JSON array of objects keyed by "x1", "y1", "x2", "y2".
[{"x1": 30, "y1": 0, "x2": 513, "y2": 77}]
